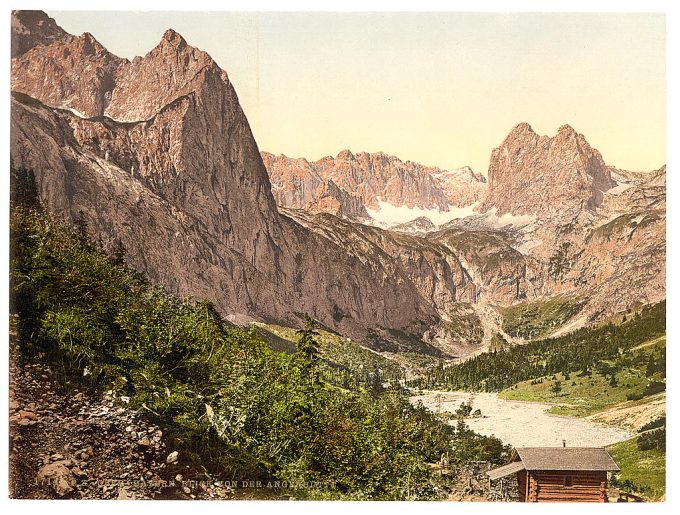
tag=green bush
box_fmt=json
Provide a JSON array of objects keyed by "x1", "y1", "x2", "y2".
[
  {"x1": 637, "y1": 429, "x2": 665, "y2": 452},
  {"x1": 639, "y1": 416, "x2": 665, "y2": 433},
  {"x1": 411, "y1": 301, "x2": 665, "y2": 392}
]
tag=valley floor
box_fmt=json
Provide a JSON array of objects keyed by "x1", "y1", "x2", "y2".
[{"x1": 410, "y1": 390, "x2": 632, "y2": 448}]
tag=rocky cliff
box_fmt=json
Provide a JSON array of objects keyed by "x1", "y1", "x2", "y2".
[
  {"x1": 10, "y1": 12, "x2": 443, "y2": 350},
  {"x1": 472, "y1": 123, "x2": 665, "y2": 329},
  {"x1": 480, "y1": 123, "x2": 615, "y2": 221},
  {"x1": 262, "y1": 150, "x2": 486, "y2": 223}
]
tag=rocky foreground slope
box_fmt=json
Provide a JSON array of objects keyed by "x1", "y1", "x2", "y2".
[
  {"x1": 10, "y1": 11, "x2": 665, "y2": 358},
  {"x1": 9, "y1": 326, "x2": 238, "y2": 500}
]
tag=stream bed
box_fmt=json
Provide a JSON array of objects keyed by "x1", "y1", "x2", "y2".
[{"x1": 410, "y1": 390, "x2": 633, "y2": 448}]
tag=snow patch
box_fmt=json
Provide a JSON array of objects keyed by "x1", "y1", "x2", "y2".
[
  {"x1": 485, "y1": 208, "x2": 535, "y2": 227},
  {"x1": 606, "y1": 182, "x2": 633, "y2": 195},
  {"x1": 366, "y1": 200, "x2": 480, "y2": 229},
  {"x1": 516, "y1": 239, "x2": 543, "y2": 254},
  {"x1": 68, "y1": 108, "x2": 88, "y2": 118},
  {"x1": 60, "y1": 103, "x2": 88, "y2": 119}
]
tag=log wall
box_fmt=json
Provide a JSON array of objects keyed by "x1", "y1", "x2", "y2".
[
  {"x1": 517, "y1": 470, "x2": 528, "y2": 502},
  {"x1": 521, "y1": 470, "x2": 608, "y2": 503}
]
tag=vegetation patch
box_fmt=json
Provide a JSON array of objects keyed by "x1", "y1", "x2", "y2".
[
  {"x1": 256, "y1": 322, "x2": 405, "y2": 385},
  {"x1": 440, "y1": 304, "x2": 484, "y2": 347},
  {"x1": 499, "y1": 337, "x2": 665, "y2": 417},
  {"x1": 589, "y1": 211, "x2": 662, "y2": 243},
  {"x1": 410, "y1": 302, "x2": 665, "y2": 392},
  {"x1": 608, "y1": 436, "x2": 665, "y2": 501},
  {"x1": 10, "y1": 166, "x2": 508, "y2": 500},
  {"x1": 499, "y1": 295, "x2": 586, "y2": 340}
]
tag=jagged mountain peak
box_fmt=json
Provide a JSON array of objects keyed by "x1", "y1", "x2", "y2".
[
  {"x1": 503, "y1": 122, "x2": 582, "y2": 146},
  {"x1": 12, "y1": 11, "x2": 225, "y2": 122},
  {"x1": 161, "y1": 28, "x2": 187, "y2": 46},
  {"x1": 104, "y1": 27, "x2": 224, "y2": 122},
  {"x1": 11, "y1": 10, "x2": 72, "y2": 57},
  {"x1": 262, "y1": 149, "x2": 488, "y2": 223},
  {"x1": 509, "y1": 121, "x2": 535, "y2": 135},
  {"x1": 336, "y1": 149, "x2": 356, "y2": 161},
  {"x1": 11, "y1": 15, "x2": 124, "y2": 118},
  {"x1": 481, "y1": 123, "x2": 614, "y2": 218},
  {"x1": 76, "y1": 31, "x2": 110, "y2": 56},
  {"x1": 557, "y1": 123, "x2": 577, "y2": 135}
]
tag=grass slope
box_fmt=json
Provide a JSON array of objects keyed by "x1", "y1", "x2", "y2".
[
  {"x1": 256, "y1": 323, "x2": 405, "y2": 382},
  {"x1": 608, "y1": 437, "x2": 665, "y2": 501},
  {"x1": 498, "y1": 295, "x2": 585, "y2": 340},
  {"x1": 499, "y1": 337, "x2": 665, "y2": 417}
]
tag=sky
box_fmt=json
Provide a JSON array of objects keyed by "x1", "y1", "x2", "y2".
[{"x1": 48, "y1": 11, "x2": 666, "y2": 174}]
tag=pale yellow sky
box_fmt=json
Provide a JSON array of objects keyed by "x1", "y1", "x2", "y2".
[{"x1": 50, "y1": 11, "x2": 666, "y2": 174}]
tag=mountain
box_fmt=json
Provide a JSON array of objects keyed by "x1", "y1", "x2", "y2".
[
  {"x1": 262, "y1": 150, "x2": 486, "y2": 225},
  {"x1": 480, "y1": 122, "x2": 615, "y2": 221},
  {"x1": 10, "y1": 12, "x2": 441, "y2": 350},
  {"x1": 473, "y1": 123, "x2": 665, "y2": 329},
  {"x1": 261, "y1": 152, "x2": 370, "y2": 220},
  {"x1": 10, "y1": 11, "x2": 665, "y2": 360}
]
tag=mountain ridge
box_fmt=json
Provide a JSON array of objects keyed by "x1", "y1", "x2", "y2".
[
  {"x1": 10, "y1": 10, "x2": 666, "y2": 360},
  {"x1": 262, "y1": 149, "x2": 487, "y2": 224}
]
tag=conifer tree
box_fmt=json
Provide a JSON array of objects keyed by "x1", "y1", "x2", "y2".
[{"x1": 296, "y1": 314, "x2": 320, "y2": 362}]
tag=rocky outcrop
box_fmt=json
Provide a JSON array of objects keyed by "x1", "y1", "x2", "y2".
[
  {"x1": 262, "y1": 152, "x2": 369, "y2": 220},
  {"x1": 11, "y1": 10, "x2": 72, "y2": 58},
  {"x1": 9, "y1": 328, "x2": 230, "y2": 500},
  {"x1": 569, "y1": 166, "x2": 666, "y2": 321},
  {"x1": 262, "y1": 150, "x2": 486, "y2": 222},
  {"x1": 285, "y1": 209, "x2": 532, "y2": 313},
  {"x1": 11, "y1": 30, "x2": 125, "y2": 118},
  {"x1": 391, "y1": 216, "x2": 437, "y2": 235},
  {"x1": 429, "y1": 166, "x2": 487, "y2": 207},
  {"x1": 480, "y1": 123, "x2": 615, "y2": 220}
]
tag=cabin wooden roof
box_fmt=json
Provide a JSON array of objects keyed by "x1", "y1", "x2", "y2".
[
  {"x1": 487, "y1": 447, "x2": 620, "y2": 480},
  {"x1": 487, "y1": 461, "x2": 526, "y2": 480},
  {"x1": 514, "y1": 447, "x2": 620, "y2": 472}
]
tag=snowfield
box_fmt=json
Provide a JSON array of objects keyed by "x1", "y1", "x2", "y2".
[{"x1": 366, "y1": 200, "x2": 480, "y2": 228}]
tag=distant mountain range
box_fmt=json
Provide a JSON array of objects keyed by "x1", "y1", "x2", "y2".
[
  {"x1": 10, "y1": 10, "x2": 666, "y2": 360},
  {"x1": 261, "y1": 150, "x2": 486, "y2": 225}
]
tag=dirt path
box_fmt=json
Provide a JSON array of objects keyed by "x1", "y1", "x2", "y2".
[{"x1": 411, "y1": 390, "x2": 633, "y2": 448}]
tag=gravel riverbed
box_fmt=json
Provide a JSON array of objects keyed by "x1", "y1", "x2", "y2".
[{"x1": 411, "y1": 390, "x2": 633, "y2": 448}]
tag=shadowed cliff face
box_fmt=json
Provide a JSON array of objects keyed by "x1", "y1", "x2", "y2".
[
  {"x1": 10, "y1": 12, "x2": 444, "y2": 350},
  {"x1": 11, "y1": 10, "x2": 72, "y2": 58}
]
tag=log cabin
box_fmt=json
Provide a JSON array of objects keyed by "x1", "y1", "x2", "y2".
[{"x1": 487, "y1": 447, "x2": 620, "y2": 502}]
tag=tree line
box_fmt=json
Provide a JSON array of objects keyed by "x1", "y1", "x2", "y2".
[{"x1": 409, "y1": 302, "x2": 665, "y2": 392}]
